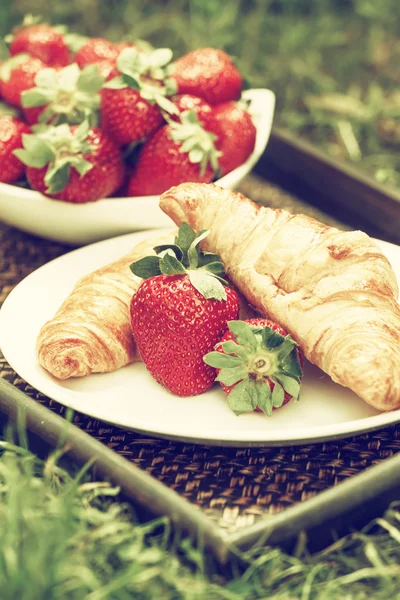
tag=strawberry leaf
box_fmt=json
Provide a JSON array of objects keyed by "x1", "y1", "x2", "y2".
[
  {"x1": 200, "y1": 261, "x2": 225, "y2": 277},
  {"x1": 169, "y1": 110, "x2": 220, "y2": 176},
  {"x1": 198, "y1": 252, "x2": 221, "y2": 266},
  {"x1": 271, "y1": 381, "x2": 285, "y2": 408},
  {"x1": 60, "y1": 64, "x2": 83, "y2": 89},
  {"x1": 153, "y1": 244, "x2": 183, "y2": 261},
  {"x1": 131, "y1": 223, "x2": 228, "y2": 300},
  {"x1": 103, "y1": 76, "x2": 127, "y2": 90},
  {"x1": 159, "y1": 253, "x2": 186, "y2": 275},
  {"x1": 149, "y1": 48, "x2": 173, "y2": 69},
  {"x1": 13, "y1": 135, "x2": 55, "y2": 167},
  {"x1": 0, "y1": 54, "x2": 30, "y2": 82},
  {"x1": 187, "y1": 229, "x2": 210, "y2": 269},
  {"x1": 219, "y1": 340, "x2": 250, "y2": 360},
  {"x1": 227, "y1": 378, "x2": 257, "y2": 415},
  {"x1": 64, "y1": 32, "x2": 89, "y2": 53},
  {"x1": 38, "y1": 109, "x2": 56, "y2": 125},
  {"x1": 0, "y1": 102, "x2": 19, "y2": 118},
  {"x1": 228, "y1": 321, "x2": 259, "y2": 351},
  {"x1": 184, "y1": 110, "x2": 198, "y2": 125},
  {"x1": 188, "y1": 148, "x2": 203, "y2": 164},
  {"x1": 276, "y1": 336, "x2": 298, "y2": 359},
  {"x1": 116, "y1": 46, "x2": 174, "y2": 87},
  {"x1": 45, "y1": 161, "x2": 70, "y2": 194},
  {"x1": 72, "y1": 157, "x2": 93, "y2": 176},
  {"x1": 21, "y1": 89, "x2": 50, "y2": 108},
  {"x1": 35, "y1": 68, "x2": 59, "y2": 89},
  {"x1": 202, "y1": 352, "x2": 243, "y2": 369},
  {"x1": 155, "y1": 94, "x2": 179, "y2": 115},
  {"x1": 123, "y1": 73, "x2": 141, "y2": 90},
  {"x1": 261, "y1": 326, "x2": 285, "y2": 349},
  {"x1": 130, "y1": 256, "x2": 161, "y2": 279},
  {"x1": 116, "y1": 47, "x2": 145, "y2": 77},
  {"x1": 188, "y1": 270, "x2": 227, "y2": 301},
  {"x1": 164, "y1": 77, "x2": 178, "y2": 96},
  {"x1": 74, "y1": 120, "x2": 90, "y2": 143},
  {"x1": 174, "y1": 223, "x2": 196, "y2": 264},
  {"x1": 179, "y1": 137, "x2": 198, "y2": 154},
  {"x1": 216, "y1": 365, "x2": 248, "y2": 387},
  {"x1": 255, "y1": 382, "x2": 273, "y2": 416},
  {"x1": 13, "y1": 148, "x2": 42, "y2": 168},
  {"x1": 26, "y1": 65, "x2": 101, "y2": 126},
  {"x1": 77, "y1": 64, "x2": 105, "y2": 94},
  {"x1": 281, "y1": 349, "x2": 303, "y2": 379},
  {"x1": 275, "y1": 375, "x2": 300, "y2": 399}
]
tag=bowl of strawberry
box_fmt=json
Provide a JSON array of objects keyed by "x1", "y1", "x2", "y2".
[{"x1": 0, "y1": 18, "x2": 275, "y2": 245}]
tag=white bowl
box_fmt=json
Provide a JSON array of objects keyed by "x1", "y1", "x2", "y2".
[{"x1": 0, "y1": 88, "x2": 275, "y2": 245}]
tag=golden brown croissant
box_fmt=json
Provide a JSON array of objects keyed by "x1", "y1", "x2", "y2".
[
  {"x1": 160, "y1": 182, "x2": 400, "y2": 411},
  {"x1": 37, "y1": 231, "x2": 175, "y2": 379}
]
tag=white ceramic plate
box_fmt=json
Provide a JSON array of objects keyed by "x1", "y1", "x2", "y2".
[
  {"x1": 1, "y1": 229, "x2": 400, "y2": 447},
  {"x1": 0, "y1": 88, "x2": 275, "y2": 246}
]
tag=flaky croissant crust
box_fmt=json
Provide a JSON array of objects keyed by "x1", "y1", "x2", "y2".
[
  {"x1": 37, "y1": 232, "x2": 174, "y2": 379},
  {"x1": 160, "y1": 182, "x2": 400, "y2": 411}
]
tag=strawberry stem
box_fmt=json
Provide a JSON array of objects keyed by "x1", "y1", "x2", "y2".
[
  {"x1": 203, "y1": 320, "x2": 303, "y2": 416},
  {"x1": 130, "y1": 223, "x2": 229, "y2": 301},
  {"x1": 167, "y1": 110, "x2": 221, "y2": 176},
  {"x1": 21, "y1": 63, "x2": 104, "y2": 126},
  {"x1": 14, "y1": 121, "x2": 93, "y2": 193}
]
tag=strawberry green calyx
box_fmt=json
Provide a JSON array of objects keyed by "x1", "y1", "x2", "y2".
[
  {"x1": 14, "y1": 120, "x2": 93, "y2": 193},
  {"x1": 117, "y1": 46, "x2": 173, "y2": 82},
  {"x1": 52, "y1": 26, "x2": 89, "y2": 53},
  {"x1": 103, "y1": 46, "x2": 178, "y2": 115},
  {"x1": 130, "y1": 222, "x2": 229, "y2": 301},
  {"x1": 21, "y1": 63, "x2": 105, "y2": 126},
  {"x1": 203, "y1": 321, "x2": 303, "y2": 416},
  {"x1": 0, "y1": 102, "x2": 20, "y2": 118},
  {"x1": 0, "y1": 53, "x2": 31, "y2": 82},
  {"x1": 168, "y1": 109, "x2": 221, "y2": 176}
]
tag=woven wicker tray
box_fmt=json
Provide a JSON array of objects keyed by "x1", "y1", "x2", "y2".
[{"x1": 1, "y1": 174, "x2": 400, "y2": 564}]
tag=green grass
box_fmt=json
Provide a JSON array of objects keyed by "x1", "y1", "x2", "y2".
[
  {"x1": 2, "y1": 0, "x2": 400, "y2": 186},
  {"x1": 0, "y1": 434, "x2": 400, "y2": 599}
]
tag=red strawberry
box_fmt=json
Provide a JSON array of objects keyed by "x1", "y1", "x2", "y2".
[
  {"x1": 101, "y1": 86, "x2": 164, "y2": 146},
  {"x1": 14, "y1": 122, "x2": 125, "y2": 203},
  {"x1": 204, "y1": 318, "x2": 303, "y2": 416},
  {"x1": 0, "y1": 54, "x2": 45, "y2": 107},
  {"x1": 213, "y1": 101, "x2": 256, "y2": 175},
  {"x1": 21, "y1": 63, "x2": 105, "y2": 126},
  {"x1": 9, "y1": 24, "x2": 70, "y2": 67},
  {"x1": 96, "y1": 60, "x2": 119, "y2": 82},
  {"x1": 127, "y1": 109, "x2": 220, "y2": 196},
  {"x1": 75, "y1": 38, "x2": 121, "y2": 68},
  {"x1": 170, "y1": 94, "x2": 222, "y2": 140},
  {"x1": 169, "y1": 48, "x2": 242, "y2": 105},
  {"x1": 171, "y1": 94, "x2": 215, "y2": 122},
  {"x1": 130, "y1": 224, "x2": 240, "y2": 396},
  {"x1": 100, "y1": 46, "x2": 177, "y2": 146},
  {"x1": 0, "y1": 115, "x2": 30, "y2": 183},
  {"x1": 74, "y1": 40, "x2": 135, "y2": 80}
]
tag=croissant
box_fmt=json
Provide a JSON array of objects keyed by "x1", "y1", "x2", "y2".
[
  {"x1": 37, "y1": 231, "x2": 174, "y2": 379},
  {"x1": 160, "y1": 182, "x2": 400, "y2": 411}
]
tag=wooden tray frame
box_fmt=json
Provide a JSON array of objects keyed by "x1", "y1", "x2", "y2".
[
  {"x1": 1, "y1": 376, "x2": 400, "y2": 571},
  {"x1": 2, "y1": 131, "x2": 400, "y2": 570}
]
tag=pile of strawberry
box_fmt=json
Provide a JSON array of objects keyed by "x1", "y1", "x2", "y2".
[
  {"x1": 130, "y1": 224, "x2": 304, "y2": 416},
  {"x1": 0, "y1": 16, "x2": 257, "y2": 203}
]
